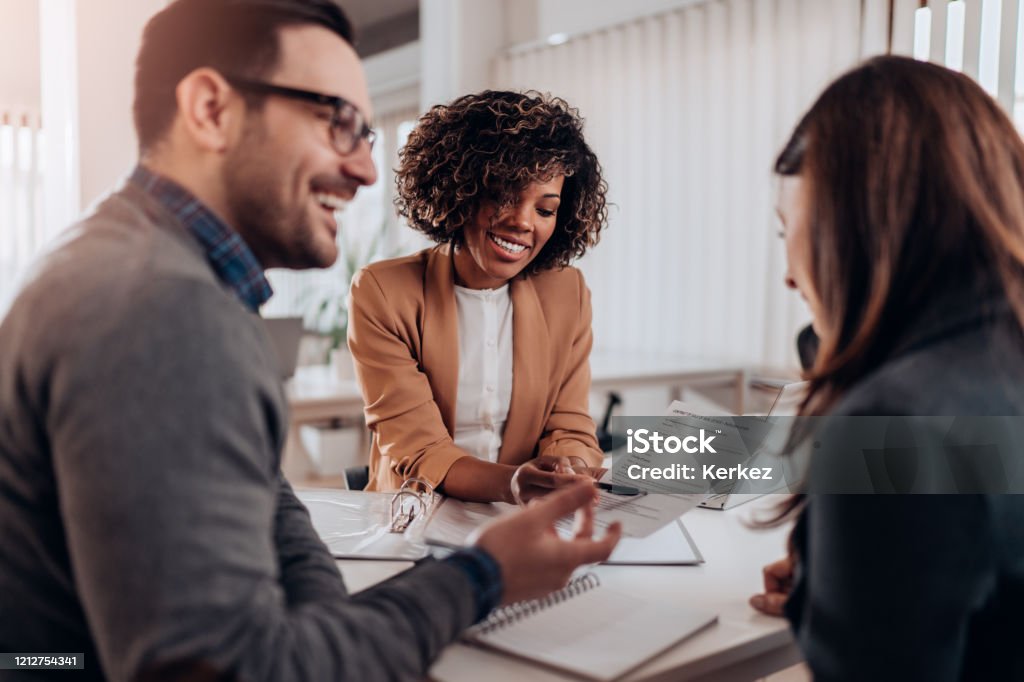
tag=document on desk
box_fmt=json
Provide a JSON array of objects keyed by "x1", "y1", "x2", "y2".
[
  {"x1": 588, "y1": 488, "x2": 705, "y2": 538},
  {"x1": 607, "y1": 520, "x2": 703, "y2": 565},
  {"x1": 424, "y1": 496, "x2": 704, "y2": 563}
]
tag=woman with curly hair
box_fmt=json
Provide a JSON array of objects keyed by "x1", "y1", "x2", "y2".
[{"x1": 347, "y1": 90, "x2": 609, "y2": 501}]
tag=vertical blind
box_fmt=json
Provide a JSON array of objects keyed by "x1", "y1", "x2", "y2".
[{"x1": 492, "y1": 0, "x2": 890, "y2": 368}]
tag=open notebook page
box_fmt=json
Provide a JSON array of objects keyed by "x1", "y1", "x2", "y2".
[{"x1": 467, "y1": 582, "x2": 716, "y2": 681}]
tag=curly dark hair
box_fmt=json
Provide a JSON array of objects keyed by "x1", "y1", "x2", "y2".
[{"x1": 394, "y1": 90, "x2": 609, "y2": 274}]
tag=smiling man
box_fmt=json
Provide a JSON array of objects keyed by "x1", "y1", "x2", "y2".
[{"x1": 0, "y1": 1, "x2": 619, "y2": 680}]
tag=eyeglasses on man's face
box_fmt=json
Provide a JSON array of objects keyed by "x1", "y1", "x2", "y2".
[{"x1": 224, "y1": 75, "x2": 377, "y2": 155}]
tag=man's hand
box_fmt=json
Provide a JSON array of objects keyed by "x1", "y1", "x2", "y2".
[
  {"x1": 509, "y1": 455, "x2": 592, "y2": 505},
  {"x1": 473, "y1": 481, "x2": 622, "y2": 605},
  {"x1": 749, "y1": 555, "x2": 794, "y2": 616}
]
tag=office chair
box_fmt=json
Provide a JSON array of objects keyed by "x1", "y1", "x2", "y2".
[
  {"x1": 344, "y1": 465, "x2": 370, "y2": 491},
  {"x1": 596, "y1": 391, "x2": 626, "y2": 452}
]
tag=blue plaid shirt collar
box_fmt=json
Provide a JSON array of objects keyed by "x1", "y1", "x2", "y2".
[{"x1": 130, "y1": 165, "x2": 273, "y2": 312}]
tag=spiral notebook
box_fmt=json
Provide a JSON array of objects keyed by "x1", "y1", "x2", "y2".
[{"x1": 464, "y1": 573, "x2": 717, "y2": 681}]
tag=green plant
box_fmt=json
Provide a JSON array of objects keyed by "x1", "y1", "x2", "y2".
[{"x1": 307, "y1": 220, "x2": 394, "y2": 359}]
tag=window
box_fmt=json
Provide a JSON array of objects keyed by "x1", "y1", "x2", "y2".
[
  {"x1": 0, "y1": 111, "x2": 45, "y2": 315},
  {"x1": 911, "y1": 0, "x2": 1024, "y2": 127}
]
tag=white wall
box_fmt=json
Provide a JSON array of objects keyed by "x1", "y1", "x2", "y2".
[
  {"x1": 364, "y1": 41, "x2": 420, "y2": 113},
  {"x1": 76, "y1": 0, "x2": 167, "y2": 210},
  {"x1": 501, "y1": 0, "x2": 540, "y2": 46},
  {"x1": 0, "y1": 0, "x2": 41, "y2": 112},
  {"x1": 419, "y1": 0, "x2": 505, "y2": 108}
]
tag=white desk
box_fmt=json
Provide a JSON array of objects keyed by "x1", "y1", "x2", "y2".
[
  {"x1": 286, "y1": 365, "x2": 364, "y2": 424},
  {"x1": 336, "y1": 495, "x2": 800, "y2": 682},
  {"x1": 283, "y1": 367, "x2": 366, "y2": 480}
]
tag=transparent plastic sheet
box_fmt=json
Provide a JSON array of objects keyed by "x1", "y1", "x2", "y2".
[{"x1": 297, "y1": 490, "x2": 432, "y2": 561}]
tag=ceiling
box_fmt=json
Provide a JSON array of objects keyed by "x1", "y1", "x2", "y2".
[
  {"x1": 342, "y1": 0, "x2": 418, "y2": 32},
  {"x1": 342, "y1": 0, "x2": 419, "y2": 57}
]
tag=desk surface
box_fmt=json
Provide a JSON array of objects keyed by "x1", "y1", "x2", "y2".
[
  {"x1": 336, "y1": 495, "x2": 799, "y2": 682},
  {"x1": 286, "y1": 366, "x2": 363, "y2": 423}
]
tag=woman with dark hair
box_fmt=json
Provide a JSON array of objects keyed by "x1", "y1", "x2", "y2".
[
  {"x1": 348, "y1": 91, "x2": 609, "y2": 501},
  {"x1": 749, "y1": 56, "x2": 1024, "y2": 678}
]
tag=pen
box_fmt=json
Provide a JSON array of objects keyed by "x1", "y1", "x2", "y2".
[{"x1": 594, "y1": 481, "x2": 644, "y2": 496}]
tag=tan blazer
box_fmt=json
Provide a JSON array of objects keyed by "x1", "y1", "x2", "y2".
[{"x1": 348, "y1": 244, "x2": 604, "y2": 492}]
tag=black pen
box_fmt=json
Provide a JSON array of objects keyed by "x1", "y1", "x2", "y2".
[{"x1": 594, "y1": 481, "x2": 644, "y2": 496}]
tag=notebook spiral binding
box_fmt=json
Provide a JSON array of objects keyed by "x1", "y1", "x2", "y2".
[{"x1": 472, "y1": 573, "x2": 602, "y2": 635}]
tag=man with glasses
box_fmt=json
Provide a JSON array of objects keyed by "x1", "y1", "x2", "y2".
[{"x1": 0, "y1": 1, "x2": 619, "y2": 680}]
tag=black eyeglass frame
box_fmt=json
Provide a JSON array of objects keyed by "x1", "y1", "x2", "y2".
[{"x1": 224, "y1": 75, "x2": 377, "y2": 154}]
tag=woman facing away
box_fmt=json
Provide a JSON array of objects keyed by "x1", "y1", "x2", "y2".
[
  {"x1": 348, "y1": 91, "x2": 609, "y2": 502},
  {"x1": 749, "y1": 55, "x2": 1024, "y2": 679}
]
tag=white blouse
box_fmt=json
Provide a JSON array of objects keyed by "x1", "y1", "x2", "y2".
[{"x1": 452, "y1": 284, "x2": 514, "y2": 462}]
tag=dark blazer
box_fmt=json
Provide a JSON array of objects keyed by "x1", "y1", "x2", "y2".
[{"x1": 785, "y1": 290, "x2": 1024, "y2": 681}]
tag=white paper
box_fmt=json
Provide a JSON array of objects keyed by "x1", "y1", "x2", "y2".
[
  {"x1": 424, "y1": 488, "x2": 704, "y2": 547},
  {"x1": 570, "y1": 488, "x2": 705, "y2": 538},
  {"x1": 604, "y1": 520, "x2": 702, "y2": 564}
]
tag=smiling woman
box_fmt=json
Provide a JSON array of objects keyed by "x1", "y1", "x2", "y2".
[{"x1": 347, "y1": 90, "x2": 610, "y2": 502}]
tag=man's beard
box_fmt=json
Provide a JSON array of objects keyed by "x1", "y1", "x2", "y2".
[{"x1": 221, "y1": 124, "x2": 335, "y2": 270}]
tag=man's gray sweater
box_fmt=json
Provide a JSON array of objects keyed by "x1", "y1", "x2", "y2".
[{"x1": 0, "y1": 183, "x2": 486, "y2": 680}]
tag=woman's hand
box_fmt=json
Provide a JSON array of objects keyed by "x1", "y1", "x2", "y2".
[
  {"x1": 749, "y1": 555, "x2": 795, "y2": 617},
  {"x1": 510, "y1": 455, "x2": 592, "y2": 505},
  {"x1": 564, "y1": 455, "x2": 608, "y2": 482}
]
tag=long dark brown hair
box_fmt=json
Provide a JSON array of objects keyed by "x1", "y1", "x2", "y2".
[{"x1": 771, "y1": 55, "x2": 1024, "y2": 521}]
